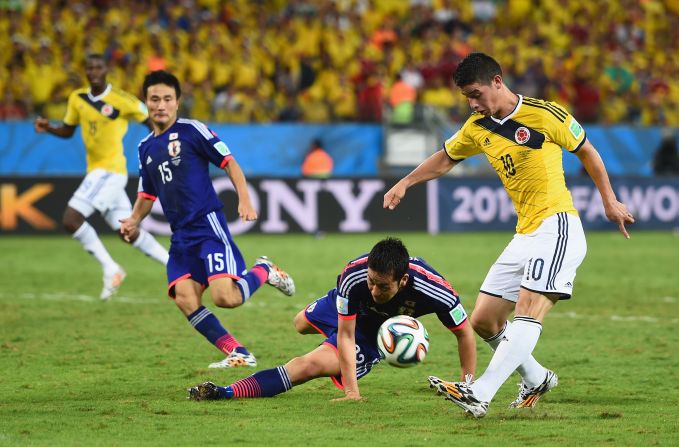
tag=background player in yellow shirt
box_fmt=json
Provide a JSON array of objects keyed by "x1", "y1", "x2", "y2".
[
  {"x1": 34, "y1": 54, "x2": 168, "y2": 300},
  {"x1": 384, "y1": 53, "x2": 635, "y2": 417}
]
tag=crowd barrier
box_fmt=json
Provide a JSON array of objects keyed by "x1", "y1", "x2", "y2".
[
  {"x1": 0, "y1": 122, "x2": 382, "y2": 177},
  {"x1": 0, "y1": 122, "x2": 669, "y2": 177}
]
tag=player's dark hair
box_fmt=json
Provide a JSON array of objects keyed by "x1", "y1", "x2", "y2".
[
  {"x1": 85, "y1": 53, "x2": 105, "y2": 63},
  {"x1": 142, "y1": 70, "x2": 182, "y2": 99},
  {"x1": 453, "y1": 52, "x2": 502, "y2": 87},
  {"x1": 368, "y1": 238, "x2": 410, "y2": 280}
]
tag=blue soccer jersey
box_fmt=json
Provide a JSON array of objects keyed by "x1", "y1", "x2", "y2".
[
  {"x1": 137, "y1": 118, "x2": 233, "y2": 231},
  {"x1": 303, "y1": 254, "x2": 469, "y2": 390},
  {"x1": 335, "y1": 255, "x2": 469, "y2": 338}
]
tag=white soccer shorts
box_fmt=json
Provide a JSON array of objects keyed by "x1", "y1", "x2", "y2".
[
  {"x1": 68, "y1": 169, "x2": 132, "y2": 230},
  {"x1": 479, "y1": 212, "x2": 587, "y2": 301}
]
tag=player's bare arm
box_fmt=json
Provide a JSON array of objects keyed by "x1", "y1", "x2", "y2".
[
  {"x1": 384, "y1": 150, "x2": 458, "y2": 210},
  {"x1": 576, "y1": 139, "x2": 635, "y2": 238},
  {"x1": 333, "y1": 317, "x2": 361, "y2": 401},
  {"x1": 224, "y1": 158, "x2": 257, "y2": 221},
  {"x1": 33, "y1": 117, "x2": 76, "y2": 138},
  {"x1": 119, "y1": 196, "x2": 155, "y2": 242},
  {"x1": 452, "y1": 323, "x2": 477, "y2": 381}
]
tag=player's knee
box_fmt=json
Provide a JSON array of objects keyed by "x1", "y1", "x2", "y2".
[
  {"x1": 211, "y1": 289, "x2": 242, "y2": 309},
  {"x1": 62, "y1": 208, "x2": 84, "y2": 234},
  {"x1": 293, "y1": 311, "x2": 308, "y2": 333},
  {"x1": 292, "y1": 356, "x2": 324, "y2": 380},
  {"x1": 173, "y1": 293, "x2": 199, "y2": 316},
  {"x1": 62, "y1": 217, "x2": 81, "y2": 234}
]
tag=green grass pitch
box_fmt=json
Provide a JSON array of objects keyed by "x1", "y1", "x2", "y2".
[{"x1": 1, "y1": 232, "x2": 678, "y2": 446}]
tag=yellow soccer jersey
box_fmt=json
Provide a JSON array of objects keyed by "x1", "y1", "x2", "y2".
[
  {"x1": 63, "y1": 84, "x2": 148, "y2": 174},
  {"x1": 444, "y1": 95, "x2": 586, "y2": 234}
]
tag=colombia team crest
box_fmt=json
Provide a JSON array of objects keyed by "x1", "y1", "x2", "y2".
[
  {"x1": 514, "y1": 127, "x2": 530, "y2": 144},
  {"x1": 101, "y1": 104, "x2": 114, "y2": 117}
]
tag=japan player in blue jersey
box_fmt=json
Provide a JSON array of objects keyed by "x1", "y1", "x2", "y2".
[
  {"x1": 187, "y1": 238, "x2": 476, "y2": 401},
  {"x1": 119, "y1": 70, "x2": 296, "y2": 369}
]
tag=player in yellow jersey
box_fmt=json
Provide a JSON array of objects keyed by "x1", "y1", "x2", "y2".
[
  {"x1": 384, "y1": 53, "x2": 635, "y2": 417},
  {"x1": 34, "y1": 54, "x2": 168, "y2": 300}
]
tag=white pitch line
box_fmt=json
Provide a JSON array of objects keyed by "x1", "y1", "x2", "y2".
[
  {"x1": 1, "y1": 293, "x2": 677, "y2": 324},
  {"x1": 1, "y1": 292, "x2": 164, "y2": 305},
  {"x1": 549, "y1": 311, "x2": 678, "y2": 325}
]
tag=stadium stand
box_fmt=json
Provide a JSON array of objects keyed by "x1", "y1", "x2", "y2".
[{"x1": 0, "y1": 0, "x2": 677, "y2": 125}]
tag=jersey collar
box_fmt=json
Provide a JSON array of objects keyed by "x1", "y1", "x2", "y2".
[
  {"x1": 87, "y1": 84, "x2": 112, "y2": 102},
  {"x1": 490, "y1": 94, "x2": 522, "y2": 125}
]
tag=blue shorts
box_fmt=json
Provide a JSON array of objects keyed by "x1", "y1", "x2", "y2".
[
  {"x1": 167, "y1": 211, "x2": 246, "y2": 297},
  {"x1": 303, "y1": 290, "x2": 381, "y2": 389}
]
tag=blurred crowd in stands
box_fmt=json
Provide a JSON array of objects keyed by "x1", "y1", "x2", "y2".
[{"x1": 1, "y1": 0, "x2": 678, "y2": 126}]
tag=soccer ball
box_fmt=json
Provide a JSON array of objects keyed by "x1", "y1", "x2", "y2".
[{"x1": 376, "y1": 315, "x2": 429, "y2": 368}]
